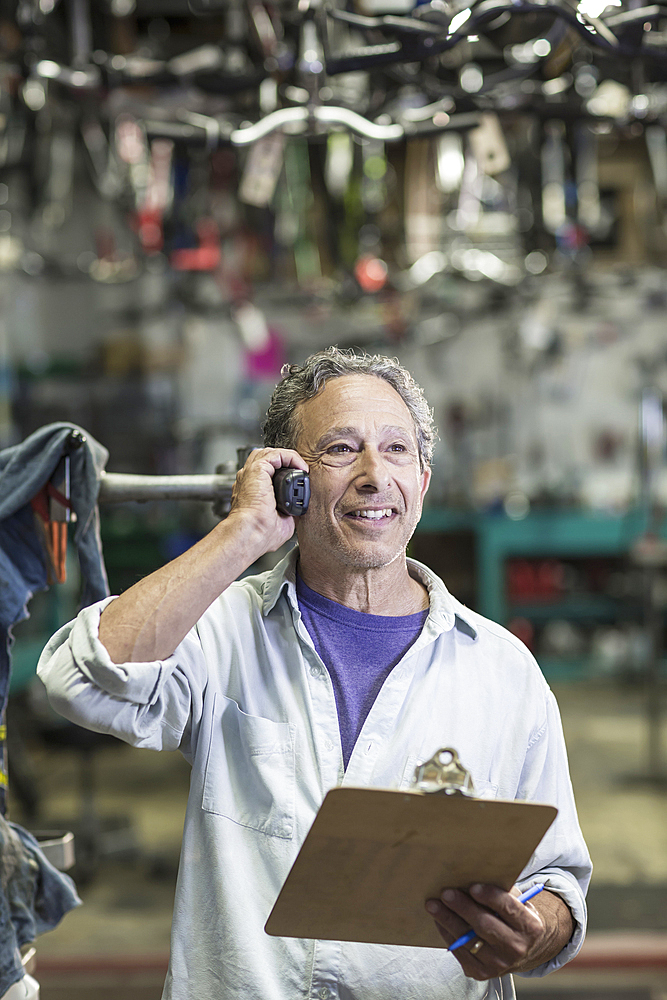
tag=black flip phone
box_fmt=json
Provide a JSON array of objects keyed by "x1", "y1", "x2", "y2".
[{"x1": 273, "y1": 468, "x2": 310, "y2": 516}]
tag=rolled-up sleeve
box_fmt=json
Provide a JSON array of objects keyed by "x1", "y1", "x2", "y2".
[
  {"x1": 514, "y1": 688, "x2": 592, "y2": 978},
  {"x1": 37, "y1": 597, "x2": 206, "y2": 753}
]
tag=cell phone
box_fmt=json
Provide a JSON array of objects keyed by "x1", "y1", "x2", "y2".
[{"x1": 273, "y1": 468, "x2": 310, "y2": 516}]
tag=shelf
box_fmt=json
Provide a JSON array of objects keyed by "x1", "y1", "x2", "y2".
[
  {"x1": 417, "y1": 506, "x2": 661, "y2": 624},
  {"x1": 508, "y1": 596, "x2": 639, "y2": 622},
  {"x1": 415, "y1": 507, "x2": 666, "y2": 682},
  {"x1": 418, "y1": 507, "x2": 649, "y2": 552}
]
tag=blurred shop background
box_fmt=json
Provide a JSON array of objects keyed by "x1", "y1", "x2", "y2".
[{"x1": 2, "y1": 0, "x2": 667, "y2": 996}]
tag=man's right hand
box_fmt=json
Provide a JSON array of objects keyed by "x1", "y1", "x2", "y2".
[
  {"x1": 229, "y1": 447, "x2": 309, "y2": 553},
  {"x1": 98, "y1": 447, "x2": 309, "y2": 664}
]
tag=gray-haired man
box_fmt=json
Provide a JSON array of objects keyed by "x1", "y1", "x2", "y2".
[{"x1": 38, "y1": 347, "x2": 591, "y2": 1000}]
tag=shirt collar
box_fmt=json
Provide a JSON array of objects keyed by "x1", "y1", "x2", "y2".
[
  {"x1": 261, "y1": 545, "x2": 299, "y2": 615},
  {"x1": 261, "y1": 547, "x2": 477, "y2": 640}
]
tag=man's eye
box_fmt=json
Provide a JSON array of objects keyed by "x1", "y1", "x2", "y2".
[
  {"x1": 329, "y1": 444, "x2": 352, "y2": 453},
  {"x1": 389, "y1": 443, "x2": 407, "y2": 452}
]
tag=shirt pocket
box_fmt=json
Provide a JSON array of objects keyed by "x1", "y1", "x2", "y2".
[
  {"x1": 202, "y1": 694, "x2": 296, "y2": 839},
  {"x1": 469, "y1": 778, "x2": 498, "y2": 799}
]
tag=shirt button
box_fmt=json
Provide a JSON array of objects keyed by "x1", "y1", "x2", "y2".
[
  {"x1": 318, "y1": 989, "x2": 330, "y2": 1000},
  {"x1": 310, "y1": 665, "x2": 322, "y2": 677},
  {"x1": 324, "y1": 740, "x2": 334, "y2": 751}
]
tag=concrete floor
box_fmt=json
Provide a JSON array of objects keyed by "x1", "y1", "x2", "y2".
[{"x1": 6, "y1": 678, "x2": 667, "y2": 999}]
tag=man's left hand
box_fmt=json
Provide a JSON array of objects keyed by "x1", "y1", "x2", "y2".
[{"x1": 425, "y1": 884, "x2": 574, "y2": 981}]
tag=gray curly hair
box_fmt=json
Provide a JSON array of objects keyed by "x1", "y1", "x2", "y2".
[{"x1": 262, "y1": 347, "x2": 436, "y2": 468}]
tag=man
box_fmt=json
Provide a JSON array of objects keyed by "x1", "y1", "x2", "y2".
[{"x1": 38, "y1": 347, "x2": 591, "y2": 1000}]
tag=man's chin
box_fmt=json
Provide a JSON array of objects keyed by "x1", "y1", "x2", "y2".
[{"x1": 335, "y1": 541, "x2": 404, "y2": 571}]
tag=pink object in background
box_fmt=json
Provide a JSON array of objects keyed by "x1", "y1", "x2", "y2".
[{"x1": 243, "y1": 326, "x2": 286, "y2": 382}]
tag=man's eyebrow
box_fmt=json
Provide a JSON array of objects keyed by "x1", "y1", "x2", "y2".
[
  {"x1": 314, "y1": 425, "x2": 416, "y2": 450},
  {"x1": 314, "y1": 426, "x2": 359, "y2": 450}
]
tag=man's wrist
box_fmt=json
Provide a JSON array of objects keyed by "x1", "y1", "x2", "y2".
[
  {"x1": 221, "y1": 507, "x2": 283, "y2": 564},
  {"x1": 511, "y1": 890, "x2": 575, "y2": 973}
]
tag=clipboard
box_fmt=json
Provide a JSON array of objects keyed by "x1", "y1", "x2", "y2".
[{"x1": 265, "y1": 752, "x2": 557, "y2": 949}]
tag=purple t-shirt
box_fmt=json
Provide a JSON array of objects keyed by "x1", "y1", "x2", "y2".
[{"x1": 296, "y1": 575, "x2": 428, "y2": 768}]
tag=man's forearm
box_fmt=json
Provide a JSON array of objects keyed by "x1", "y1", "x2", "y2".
[
  {"x1": 98, "y1": 513, "x2": 269, "y2": 663},
  {"x1": 98, "y1": 447, "x2": 307, "y2": 664}
]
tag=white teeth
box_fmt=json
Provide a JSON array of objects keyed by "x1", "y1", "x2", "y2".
[{"x1": 351, "y1": 509, "x2": 393, "y2": 519}]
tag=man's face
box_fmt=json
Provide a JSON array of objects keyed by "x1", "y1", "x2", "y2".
[{"x1": 294, "y1": 374, "x2": 431, "y2": 574}]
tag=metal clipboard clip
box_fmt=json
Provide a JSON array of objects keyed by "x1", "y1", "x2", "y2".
[{"x1": 411, "y1": 747, "x2": 476, "y2": 797}]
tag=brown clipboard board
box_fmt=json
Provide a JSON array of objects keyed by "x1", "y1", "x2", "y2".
[{"x1": 265, "y1": 786, "x2": 557, "y2": 949}]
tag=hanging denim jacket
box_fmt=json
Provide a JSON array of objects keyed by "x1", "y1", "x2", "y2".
[
  {"x1": 0, "y1": 420, "x2": 110, "y2": 720},
  {"x1": 0, "y1": 815, "x2": 81, "y2": 996},
  {"x1": 0, "y1": 422, "x2": 107, "y2": 994}
]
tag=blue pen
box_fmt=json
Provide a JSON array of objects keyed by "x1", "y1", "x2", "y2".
[{"x1": 447, "y1": 883, "x2": 546, "y2": 953}]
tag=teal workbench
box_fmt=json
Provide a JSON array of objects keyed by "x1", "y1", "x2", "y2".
[
  {"x1": 418, "y1": 506, "x2": 651, "y2": 621},
  {"x1": 416, "y1": 506, "x2": 659, "y2": 680}
]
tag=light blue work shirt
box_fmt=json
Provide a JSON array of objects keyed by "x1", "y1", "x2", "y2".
[{"x1": 37, "y1": 549, "x2": 591, "y2": 1000}]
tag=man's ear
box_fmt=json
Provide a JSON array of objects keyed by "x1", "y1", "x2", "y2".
[{"x1": 420, "y1": 466, "x2": 431, "y2": 503}]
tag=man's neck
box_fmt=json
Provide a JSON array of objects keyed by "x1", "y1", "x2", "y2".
[{"x1": 297, "y1": 555, "x2": 429, "y2": 616}]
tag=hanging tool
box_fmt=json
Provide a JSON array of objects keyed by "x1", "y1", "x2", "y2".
[{"x1": 30, "y1": 454, "x2": 72, "y2": 586}]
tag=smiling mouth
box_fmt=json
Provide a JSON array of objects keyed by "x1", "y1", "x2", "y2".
[{"x1": 345, "y1": 508, "x2": 397, "y2": 520}]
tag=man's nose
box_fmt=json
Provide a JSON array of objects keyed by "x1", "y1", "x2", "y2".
[{"x1": 355, "y1": 448, "x2": 391, "y2": 491}]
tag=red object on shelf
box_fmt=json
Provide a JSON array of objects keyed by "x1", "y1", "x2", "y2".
[
  {"x1": 507, "y1": 558, "x2": 565, "y2": 603},
  {"x1": 134, "y1": 207, "x2": 164, "y2": 254},
  {"x1": 507, "y1": 559, "x2": 537, "y2": 602},
  {"x1": 354, "y1": 254, "x2": 388, "y2": 293},
  {"x1": 170, "y1": 218, "x2": 221, "y2": 271},
  {"x1": 535, "y1": 558, "x2": 565, "y2": 598}
]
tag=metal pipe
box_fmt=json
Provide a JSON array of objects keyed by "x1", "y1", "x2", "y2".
[
  {"x1": 231, "y1": 107, "x2": 309, "y2": 145},
  {"x1": 98, "y1": 471, "x2": 236, "y2": 504}
]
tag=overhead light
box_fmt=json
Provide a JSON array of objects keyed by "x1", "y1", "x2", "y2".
[
  {"x1": 525, "y1": 250, "x2": 548, "y2": 274},
  {"x1": 577, "y1": 0, "x2": 620, "y2": 18},
  {"x1": 70, "y1": 71, "x2": 90, "y2": 88},
  {"x1": 407, "y1": 251, "x2": 447, "y2": 286},
  {"x1": 542, "y1": 75, "x2": 571, "y2": 96},
  {"x1": 460, "y1": 63, "x2": 484, "y2": 93},
  {"x1": 22, "y1": 79, "x2": 46, "y2": 111},
  {"x1": 449, "y1": 9, "x2": 471, "y2": 34},
  {"x1": 533, "y1": 39, "x2": 551, "y2": 57},
  {"x1": 436, "y1": 133, "x2": 464, "y2": 193},
  {"x1": 36, "y1": 60, "x2": 60, "y2": 79}
]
